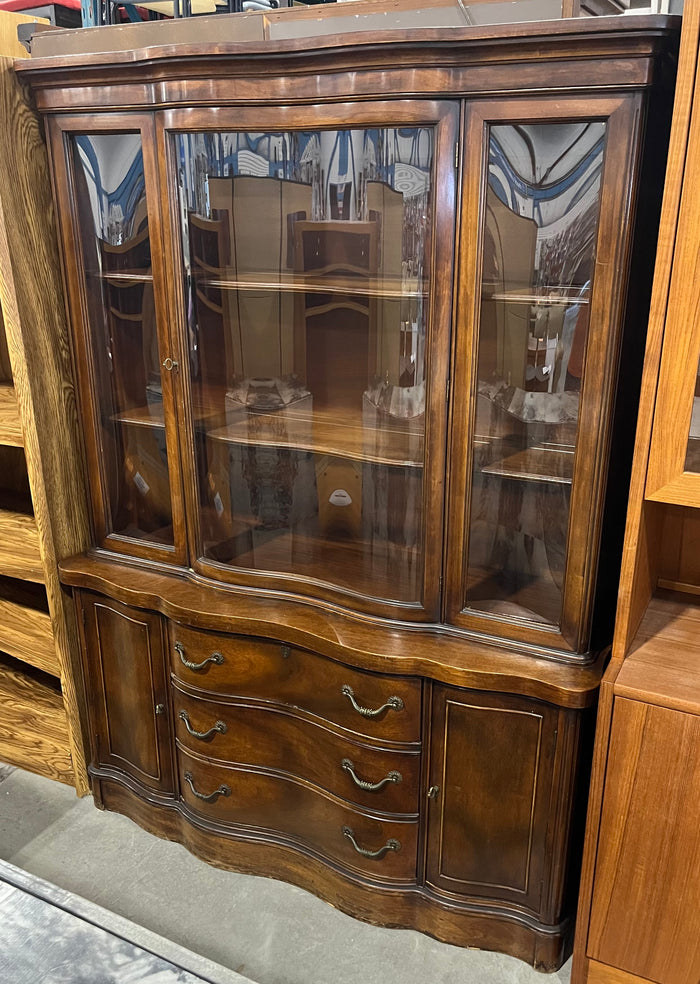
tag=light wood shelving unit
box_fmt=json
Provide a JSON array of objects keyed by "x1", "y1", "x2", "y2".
[
  {"x1": 572, "y1": 1, "x2": 700, "y2": 981},
  {"x1": 0, "y1": 13, "x2": 91, "y2": 793}
]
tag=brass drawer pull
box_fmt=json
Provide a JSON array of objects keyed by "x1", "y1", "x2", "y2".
[
  {"x1": 342, "y1": 826, "x2": 400, "y2": 860},
  {"x1": 179, "y1": 709, "x2": 227, "y2": 740},
  {"x1": 174, "y1": 641, "x2": 224, "y2": 672},
  {"x1": 183, "y1": 771, "x2": 230, "y2": 803},
  {"x1": 341, "y1": 684, "x2": 404, "y2": 718},
  {"x1": 341, "y1": 758, "x2": 402, "y2": 792}
]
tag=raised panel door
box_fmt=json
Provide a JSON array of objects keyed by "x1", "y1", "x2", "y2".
[
  {"x1": 425, "y1": 685, "x2": 559, "y2": 915},
  {"x1": 78, "y1": 591, "x2": 174, "y2": 793}
]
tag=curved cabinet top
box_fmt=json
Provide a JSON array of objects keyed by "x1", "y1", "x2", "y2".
[{"x1": 17, "y1": 14, "x2": 679, "y2": 113}]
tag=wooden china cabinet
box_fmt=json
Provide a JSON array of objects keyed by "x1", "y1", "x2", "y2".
[{"x1": 18, "y1": 6, "x2": 679, "y2": 971}]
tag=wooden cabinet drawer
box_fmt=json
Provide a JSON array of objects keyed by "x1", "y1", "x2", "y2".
[
  {"x1": 172, "y1": 685, "x2": 420, "y2": 815},
  {"x1": 168, "y1": 622, "x2": 421, "y2": 743},
  {"x1": 177, "y1": 747, "x2": 418, "y2": 883}
]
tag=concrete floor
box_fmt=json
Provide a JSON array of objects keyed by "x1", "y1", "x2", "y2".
[{"x1": 0, "y1": 764, "x2": 573, "y2": 984}]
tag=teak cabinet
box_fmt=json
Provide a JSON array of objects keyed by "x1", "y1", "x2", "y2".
[
  {"x1": 572, "y1": 1, "x2": 700, "y2": 981},
  {"x1": 18, "y1": 8, "x2": 679, "y2": 970}
]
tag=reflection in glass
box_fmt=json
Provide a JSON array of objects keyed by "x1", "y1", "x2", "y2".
[
  {"x1": 684, "y1": 355, "x2": 700, "y2": 472},
  {"x1": 176, "y1": 128, "x2": 434, "y2": 603},
  {"x1": 465, "y1": 122, "x2": 606, "y2": 625},
  {"x1": 72, "y1": 134, "x2": 173, "y2": 545}
]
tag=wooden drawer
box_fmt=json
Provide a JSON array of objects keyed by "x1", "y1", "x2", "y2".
[
  {"x1": 168, "y1": 622, "x2": 421, "y2": 743},
  {"x1": 172, "y1": 685, "x2": 420, "y2": 815},
  {"x1": 177, "y1": 746, "x2": 418, "y2": 883}
]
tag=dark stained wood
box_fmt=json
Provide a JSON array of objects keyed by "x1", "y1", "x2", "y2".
[
  {"x1": 18, "y1": 15, "x2": 676, "y2": 114},
  {"x1": 154, "y1": 98, "x2": 457, "y2": 624},
  {"x1": 170, "y1": 624, "x2": 422, "y2": 743},
  {"x1": 172, "y1": 686, "x2": 421, "y2": 814},
  {"x1": 45, "y1": 112, "x2": 187, "y2": 569},
  {"x1": 177, "y1": 746, "x2": 419, "y2": 883},
  {"x1": 23, "y1": 11, "x2": 680, "y2": 972},
  {"x1": 426, "y1": 687, "x2": 563, "y2": 914},
  {"x1": 78, "y1": 591, "x2": 174, "y2": 793},
  {"x1": 95, "y1": 772, "x2": 571, "y2": 970},
  {"x1": 63, "y1": 552, "x2": 605, "y2": 709},
  {"x1": 445, "y1": 92, "x2": 648, "y2": 655}
]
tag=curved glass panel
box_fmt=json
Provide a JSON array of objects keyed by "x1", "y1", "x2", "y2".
[
  {"x1": 465, "y1": 121, "x2": 606, "y2": 626},
  {"x1": 684, "y1": 355, "x2": 700, "y2": 472},
  {"x1": 175, "y1": 127, "x2": 435, "y2": 604},
  {"x1": 71, "y1": 133, "x2": 173, "y2": 546}
]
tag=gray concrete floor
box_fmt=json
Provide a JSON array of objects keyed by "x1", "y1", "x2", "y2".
[{"x1": 0, "y1": 764, "x2": 572, "y2": 984}]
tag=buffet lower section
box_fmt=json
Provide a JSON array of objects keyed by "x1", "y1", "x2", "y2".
[{"x1": 75, "y1": 584, "x2": 595, "y2": 972}]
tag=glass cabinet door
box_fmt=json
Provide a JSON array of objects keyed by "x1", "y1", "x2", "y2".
[
  {"x1": 49, "y1": 119, "x2": 186, "y2": 562},
  {"x1": 446, "y1": 97, "x2": 643, "y2": 651},
  {"x1": 166, "y1": 106, "x2": 456, "y2": 617},
  {"x1": 645, "y1": 86, "x2": 700, "y2": 509}
]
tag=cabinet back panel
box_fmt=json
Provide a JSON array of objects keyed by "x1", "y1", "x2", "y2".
[{"x1": 657, "y1": 503, "x2": 700, "y2": 591}]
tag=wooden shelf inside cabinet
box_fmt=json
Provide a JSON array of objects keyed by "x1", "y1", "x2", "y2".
[
  {"x1": 481, "y1": 443, "x2": 575, "y2": 485},
  {"x1": 482, "y1": 286, "x2": 590, "y2": 306},
  {"x1": 614, "y1": 590, "x2": 700, "y2": 713},
  {"x1": 207, "y1": 407, "x2": 424, "y2": 469},
  {"x1": 207, "y1": 526, "x2": 420, "y2": 603},
  {"x1": 196, "y1": 269, "x2": 427, "y2": 301}
]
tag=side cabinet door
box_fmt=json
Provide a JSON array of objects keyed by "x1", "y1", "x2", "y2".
[
  {"x1": 425, "y1": 685, "x2": 564, "y2": 917},
  {"x1": 78, "y1": 590, "x2": 174, "y2": 794}
]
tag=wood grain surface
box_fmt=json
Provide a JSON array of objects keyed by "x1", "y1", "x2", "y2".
[
  {"x1": 0, "y1": 590, "x2": 57, "y2": 675},
  {"x1": 0, "y1": 659, "x2": 73, "y2": 785},
  {"x1": 587, "y1": 698, "x2": 700, "y2": 984},
  {"x1": 0, "y1": 384, "x2": 24, "y2": 447},
  {"x1": 0, "y1": 52, "x2": 92, "y2": 793}
]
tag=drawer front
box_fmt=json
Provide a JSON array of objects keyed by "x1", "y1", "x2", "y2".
[
  {"x1": 172, "y1": 687, "x2": 420, "y2": 815},
  {"x1": 169, "y1": 623, "x2": 421, "y2": 743},
  {"x1": 177, "y1": 748, "x2": 418, "y2": 883}
]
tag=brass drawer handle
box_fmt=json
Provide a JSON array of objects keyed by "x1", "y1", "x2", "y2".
[
  {"x1": 183, "y1": 771, "x2": 230, "y2": 803},
  {"x1": 341, "y1": 684, "x2": 404, "y2": 718},
  {"x1": 342, "y1": 826, "x2": 400, "y2": 860},
  {"x1": 174, "y1": 641, "x2": 224, "y2": 672},
  {"x1": 341, "y1": 758, "x2": 402, "y2": 793},
  {"x1": 179, "y1": 709, "x2": 227, "y2": 740}
]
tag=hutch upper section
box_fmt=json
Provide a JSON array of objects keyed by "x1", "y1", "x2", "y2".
[{"x1": 17, "y1": 11, "x2": 679, "y2": 663}]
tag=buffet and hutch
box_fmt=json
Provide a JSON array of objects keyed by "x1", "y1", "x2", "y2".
[{"x1": 17, "y1": 4, "x2": 679, "y2": 970}]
